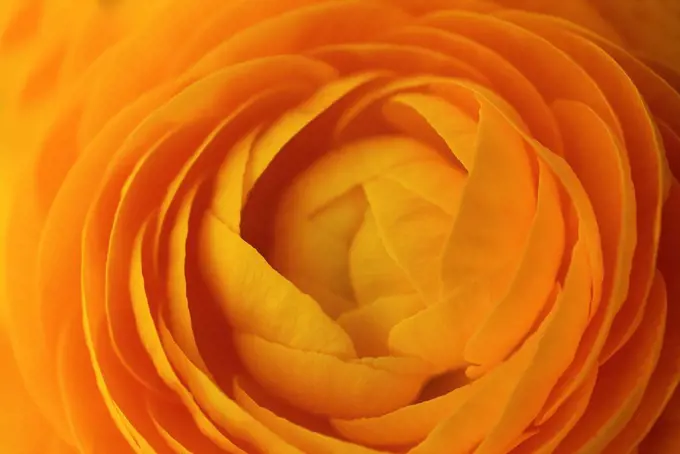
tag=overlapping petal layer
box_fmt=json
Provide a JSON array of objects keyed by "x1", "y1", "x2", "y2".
[{"x1": 1, "y1": 1, "x2": 680, "y2": 453}]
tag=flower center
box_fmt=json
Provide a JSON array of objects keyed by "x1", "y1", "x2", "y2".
[{"x1": 271, "y1": 134, "x2": 467, "y2": 358}]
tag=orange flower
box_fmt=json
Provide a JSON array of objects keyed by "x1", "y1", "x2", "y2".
[{"x1": 1, "y1": 1, "x2": 679, "y2": 453}]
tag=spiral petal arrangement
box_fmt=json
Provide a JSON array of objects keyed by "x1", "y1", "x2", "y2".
[{"x1": 1, "y1": 0, "x2": 680, "y2": 453}]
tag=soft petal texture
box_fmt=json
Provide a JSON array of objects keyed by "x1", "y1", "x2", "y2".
[{"x1": 2, "y1": 0, "x2": 680, "y2": 453}]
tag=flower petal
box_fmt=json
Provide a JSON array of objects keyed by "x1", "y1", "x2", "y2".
[
  {"x1": 235, "y1": 333, "x2": 430, "y2": 418},
  {"x1": 200, "y1": 212, "x2": 356, "y2": 358},
  {"x1": 555, "y1": 273, "x2": 667, "y2": 453},
  {"x1": 464, "y1": 159, "x2": 565, "y2": 368},
  {"x1": 440, "y1": 95, "x2": 536, "y2": 297},
  {"x1": 233, "y1": 378, "x2": 390, "y2": 454}
]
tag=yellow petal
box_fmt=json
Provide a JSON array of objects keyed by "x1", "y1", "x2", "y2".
[
  {"x1": 363, "y1": 176, "x2": 456, "y2": 303},
  {"x1": 273, "y1": 186, "x2": 366, "y2": 318},
  {"x1": 337, "y1": 294, "x2": 423, "y2": 357},
  {"x1": 349, "y1": 209, "x2": 416, "y2": 306},
  {"x1": 381, "y1": 92, "x2": 478, "y2": 170},
  {"x1": 200, "y1": 212, "x2": 356, "y2": 358},
  {"x1": 388, "y1": 282, "x2": 491, "y2": 372}
]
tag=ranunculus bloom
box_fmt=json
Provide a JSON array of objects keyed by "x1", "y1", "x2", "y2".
[{"x1": 1, "y1": 0, "x2": 680, "y2": 453}]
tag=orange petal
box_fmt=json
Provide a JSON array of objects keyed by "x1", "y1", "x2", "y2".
[
  {"x1": 147, "y1": 391, "x2": 237, "y2": 454},
  {"x1": 331, "y1": 376, "x2": 477, "y2": 447},
  {"x1": 233, "y1": 378, "x2": 388, "y2": 454},
  {"x1": 497, "y1": 8, "x2": 664, "y2": 366},
  {"x1": 77, "y1": 0, "x2": 228, "y2": 141},
  {"x1": 492, "y1": 0, "x2": 623, "y2": 44},
  {"x1": 464, "y1": 159, "x2": 565, "y2": 368},
  {"x1": 555, "y1": 272, "x2": 667, "y2": 453},
  {"x1": 157, "y1": 318, "x2": 300, "y2": 453},
  {"x1": 169, "y1": 0, "x2": 332, "y2": 71},
  {"x1": 380, "y1": 25, "x2": 562, "y2": 151},
  {"x1": 162, "y1": 183, "x2": 209, "y2": 373},
  {"x1": 581, "y1": 0, "x2": 680, "y2": 75},
  {"x1": 440, "y1": 96, "x2": 536, "y2": 296},
  {"x1": 658, "y1": 120, "x2": 680, "y2": 180},
  {"x1": 603, "y1": 278, "x2": 680, "y2": 452},
  {"x1": 235, "y1": 333, "x2": 430, "y2": 418},
  {"x1": 3, "y1": 178, "x2": 74, "y2": 441},
  {"x1": 309, "y1": 42, "x2": 489, "y2": 84},
  {"x1": 377, "y1": 0, "x2": 500, "y2": 16},
  {"x1": 243, "y1": 73, "x2": 383, "y2": 195},
  {"x1": 57, "y1": 314, "x2": 131, "y2": 454},
  {"x1": 106, "y1": 124, "x2": 214, "y2": 393},
  {"x1": 419, "y1": 11, "x2": 622, "y2": 138},
  {"x1": 407, "y1": 309, "x2": 552, "y2": 454},
  {"x1": 78, "y1": 57, "x2": 336, "y2": 453},
  {"x1": 475, "y1": 235, "x2": 592, "y2": 454},
  {"x1": 549, "y1": 99, "x2": 633, "y2": 320},
  {"x1": 638, "y1": 179, "x2": 680, "y2": 453},
  {"x1": 0, "y1": 0, "x2": 43, "y2": 51},
  {"x1": 0, "y1": 325, "x2": 75, "y2": 454},
  {"x1": 510, "y1": 368, "x2": 598, "y2": 454},
  {"x1": 188, "y1": 1, "x2": 410, "y2": 78},
  {"x1": 475, "y1": 88, "x2": 606, "y2": 427},
  {"x1": 130, "y1": 218, "x2": 242, "y2": 452}
]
